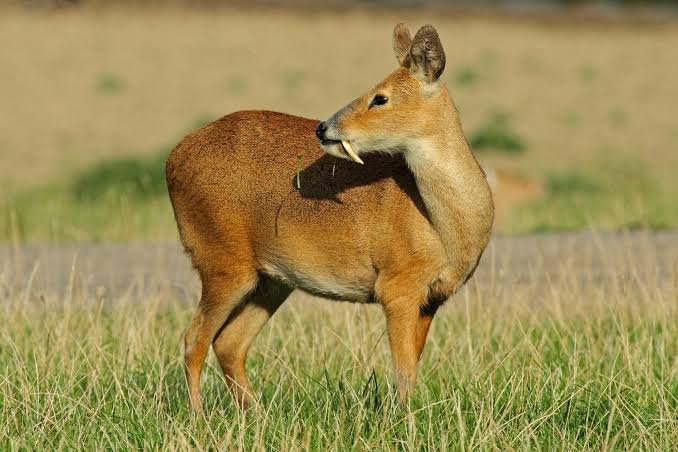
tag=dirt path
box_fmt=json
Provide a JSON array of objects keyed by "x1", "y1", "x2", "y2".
[{"x1": 1, "y1": 231, "x2": 676, "y2": 303}]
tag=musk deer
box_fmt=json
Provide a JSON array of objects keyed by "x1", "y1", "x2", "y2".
[{"x1": 166, "y1": 23, "x2": 494, "y2": 411}]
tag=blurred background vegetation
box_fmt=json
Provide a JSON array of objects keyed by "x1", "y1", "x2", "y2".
[
  {"x1": 1, "y1": 0, "x2": 677, "y2": 241},
  {"x1": 17, "y1": 0, "x2": 678, "y2": 9}
]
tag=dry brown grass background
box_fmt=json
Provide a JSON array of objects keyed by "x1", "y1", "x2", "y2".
[{"x1": 1, "y1": 7, "x2": 677, "y2": 190}]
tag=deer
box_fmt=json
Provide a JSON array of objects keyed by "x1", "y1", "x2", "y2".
[{"x1": 165, "y1": 23, "x2": 494, "y2": 412}]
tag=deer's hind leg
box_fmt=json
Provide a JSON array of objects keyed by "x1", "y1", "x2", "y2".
[
  {"x1": 415, "y1": 309, "x2": 437, "y2": 361},
  {"x1": 212, "y1": 276, "x2": 292, "y2": 410},
  {"x1": 184, "y1": 265, "x2": 258, "y2": 413}
]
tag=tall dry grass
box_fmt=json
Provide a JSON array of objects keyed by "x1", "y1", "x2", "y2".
[{"x1": 2, "y1": 240, "x2": 676, "y2": 450}]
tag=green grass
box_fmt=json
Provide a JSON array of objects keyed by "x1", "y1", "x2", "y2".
[
  {"x1": 0, "y1": 150, "x2": 173, "y2": 242},
  {"x1": 578, "y1": 64, "x2": 597, "y2": 82},
  {"x1": 281, "y1": 68, "x2": 307, "y2": 93},
  {"x1": 226, "y1": 73, "x2": 248, "y2": 96},
  {"x1": 1, "y1": 268, "x2": 676, "y2": 450},
  {"x1": 511, "y1": 163, "x2": 678, "y2": 232},
  {"x1": 95, "y1": 72, "x2": 126, "y2": 95},
  {"x1": 0, "y1": 186, "x2": 173, "y2": 242},
  {"x1": 469, "y1": 111, "x2": 525, "y2": 154},
  {"x1": 547, "y1": 170, "x2": 602, "y2": 196},
  {"x1": 608, "y1": 108, "x2": 628, "y2": 127},
  {"x1": 73, "y1": 152, "x2": 168, "y2": 201},
  {"x1": 454, "y1": 65, "x2": 479, "y2": 87}
]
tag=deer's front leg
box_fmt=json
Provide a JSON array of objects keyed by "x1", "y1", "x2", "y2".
[{"x1": 382, "y1": 295, "x2": 426, "y2": 400}]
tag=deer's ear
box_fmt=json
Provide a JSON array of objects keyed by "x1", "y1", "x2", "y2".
[
  {"x1": 409, "y1": 25, "x2": 446, "y2": 83},
  {"x1": 392, "y1": 23, "x2": 412, "y2": 66}
]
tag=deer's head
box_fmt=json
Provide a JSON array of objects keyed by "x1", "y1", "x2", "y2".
[{"x1": 316, "y1": 23, "x2": 448, "y2": 164}]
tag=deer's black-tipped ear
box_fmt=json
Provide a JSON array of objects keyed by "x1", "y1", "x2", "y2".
[
  {"x1": 392, "y1": 23, "x2": 412, "y2": 66},
  {"x1": 409, "y1": 25, "x2": 446, "y2": 83}
]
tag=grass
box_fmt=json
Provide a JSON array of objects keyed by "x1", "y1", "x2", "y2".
[
  {"x1": 0, "y1": 186, "x2": 172, "y2": 242},
  {"x1": 547, "y1": 170, "x2": 601, "y2": 196},
  {"x1": 1, "y1": 249, "x2": 676, "y2": 450},
  {"x1": 1, "y1": 10, "x2": 676, "y2": 450},
  {"x1": 281, "y1": 68, "x2": 307, "y2": 94},
  {"x1": 72, "y1": 151, "x2": 168, "y2": 201},
  {"x1": 510, "y1": 162, "x2": 678, "y2": 232},
  {"x1": 95, "y1": 72, "x2": 125, "y2": 95},
  {"x1": 469, "y1": 111, "x2": 525, "y2": 154},
  {"x1": 2, "y1": 10, "x2": 678, "y2": 194},
  {"x1": 0, "y1": 147, "x2": 172, "y2": 241},
  {"x1": 454, "y1": 65, "x2": 479, "y2": 87},
  {"x1": 1, "y1": 9, "x2": 677, "y2": 235},
  {"x1": 226, "y1": 73, "x2": 248, "y2": 96},
  {"x1": 578, "y1": 65, "x2": 597, "y2": 82}
]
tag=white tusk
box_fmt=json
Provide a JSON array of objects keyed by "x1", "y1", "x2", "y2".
[{"x1": 341, "y1": 140, "x2": 364, "y2": 164}]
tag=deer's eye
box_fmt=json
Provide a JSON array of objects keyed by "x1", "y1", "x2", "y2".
[{"x1": 369, "y1": 94, "x2": 389, "y2": 109}]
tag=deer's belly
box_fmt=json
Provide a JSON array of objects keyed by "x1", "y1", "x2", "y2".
[{"x1": 258, "y1": 248, "x2": 377, "y2": 303}]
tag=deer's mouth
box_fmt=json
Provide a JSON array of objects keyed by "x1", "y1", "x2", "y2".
[{"x1": 320, "y1": 139, "x2": 364, "y2": 164}]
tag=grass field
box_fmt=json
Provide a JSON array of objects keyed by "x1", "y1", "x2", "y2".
[
  {"x1": 1, "y1": 6, "x2": 677, "y2": 451},
  {"x1": 1, "y1": 8, "x2": 677, "y2": 240},
  {"x1": 2, "y1": 240, "x2": 676, "y2": 450}
]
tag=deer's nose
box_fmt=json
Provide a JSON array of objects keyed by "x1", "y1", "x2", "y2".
[{"x1": 315, "y1": 122, "x2": 327, "y2": 140}]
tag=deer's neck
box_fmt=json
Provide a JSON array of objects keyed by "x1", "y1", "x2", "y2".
[{"x1": 404, "y1": 100, "x2": 494, "y2": 275}]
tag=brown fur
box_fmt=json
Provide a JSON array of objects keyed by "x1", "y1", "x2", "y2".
[{"x1": 166, "y1": 23, "x2": 494, "y2": 411}]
